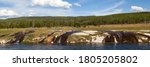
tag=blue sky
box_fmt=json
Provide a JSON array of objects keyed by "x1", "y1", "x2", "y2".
[{"x1": 0, "y1": 0, "x2": 149, "y2": 18}]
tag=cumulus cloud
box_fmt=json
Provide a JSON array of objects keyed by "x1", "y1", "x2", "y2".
[
  {"x1": 131, "y1": 6, "x2": 144, "y2": 11},
  {"x1": 0, "y1": 9, "x2": 19, "y2": 16},
  {"x1": 32, "y1": 0, "x2": 72, "y2": 9},
  {"x1": 74, "y1": 3, "x2": 81, "y2": 7}
]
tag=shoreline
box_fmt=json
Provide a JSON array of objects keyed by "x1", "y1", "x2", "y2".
[
  {"x1": 0, "y1": 23, "x2": 150, "y2": 45},
  {"x1": 0, "y1": 28, "x2": 150, "y2": 46}
]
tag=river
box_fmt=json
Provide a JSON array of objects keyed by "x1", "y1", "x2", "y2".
[{"x1": 0, "y1": 43, "x2": 150, "y2": 50}]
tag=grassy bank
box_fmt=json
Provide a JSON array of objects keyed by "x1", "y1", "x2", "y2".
[
  {"x1": 0, "y1": 23, "x2": 150, "y2": 44},
  {"x1": 0, "y1": 23, "x2": 150, "y2": 34},
  {"x1": 79, "y1": 23, "x2": 150, "y2": 30}
]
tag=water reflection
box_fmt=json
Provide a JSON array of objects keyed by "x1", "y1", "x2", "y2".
[{"x1": 0, "y1": 43, "x2": 150, "y2": 50}]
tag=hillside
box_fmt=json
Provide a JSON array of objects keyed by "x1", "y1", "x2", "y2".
[{"x1": 0, "y1": 12, "x2": 150, "y2": 28}]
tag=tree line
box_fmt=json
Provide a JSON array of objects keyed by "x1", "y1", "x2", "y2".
[{"x1": 0, "y1": 12, "x2": 150, "y2": 28}]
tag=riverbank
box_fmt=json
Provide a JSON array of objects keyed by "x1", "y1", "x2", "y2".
[{"x1": 0, "y1": 24, "x2": 150, "y2": 45}]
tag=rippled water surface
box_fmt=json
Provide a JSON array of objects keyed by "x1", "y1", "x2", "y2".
[{"x1": 0, "y1": 43, "x2": 150, "y2": 50}]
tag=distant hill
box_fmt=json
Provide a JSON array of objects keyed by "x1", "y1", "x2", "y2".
[{"x1": 0, "y1": 12, "x2": 150, "y2": 28}]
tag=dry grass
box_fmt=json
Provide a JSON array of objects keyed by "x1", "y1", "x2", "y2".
[
  {"x1": 81, "y1": 23, "x2": 150, "y2": 30},
  {"x1": 0, "y1": 23, "x2": 150, "y2": 44},
  {"x1": 0, "y1": 23, "x2": 150, "y2": 38}
]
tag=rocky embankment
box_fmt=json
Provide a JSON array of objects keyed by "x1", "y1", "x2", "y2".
[{"x1": 0, "y1": 30, "x2": 150, "y2": 46}]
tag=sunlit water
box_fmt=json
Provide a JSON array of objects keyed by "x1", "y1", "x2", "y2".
[{"x1": 0, "y1": 43, "x2": 150, "y2": 50}]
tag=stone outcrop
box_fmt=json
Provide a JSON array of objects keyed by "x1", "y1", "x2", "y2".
[
  {"x1": 136, "y1": 33, "x2": 150, "y2": 43},
  {"x1": 102, "y1": 31, "x2": 138, "y2": 44},
  {"x1": 53, "y1": 30, "x2": 81, "y2": 45},
  {"x1": 37, "y1": 30, "x2": 62, "y2": 44},
  {"x1": 7, "y1": 30, "x2": 35, "y2": 44},
  {"x1": 0, "y1": 40, "x2": 8, "y2": 46},
  {"x1": 0, "y1": 34, "x2": 8, "y2": 37},
  {"x1": 51, "y1": 30, "x2": 149, "y2": 45},
  {"x1": 0, "y1": 30, "x2": 150, "y2": 46}
]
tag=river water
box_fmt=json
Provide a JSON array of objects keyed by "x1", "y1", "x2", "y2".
[{"x1": 0, "y1": 43, "x2": 150, "y2": 50}]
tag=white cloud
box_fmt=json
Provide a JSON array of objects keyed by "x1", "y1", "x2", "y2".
[
  {"x1": 27, "y1": 10, "x2": 36, "y2": 16},
  {"x1": 0, "y1": 9, "x2": 19, "y2": 16},
  {"x1": 101, "y1": 0, "x2": 125, "y2": 12},
  {"x1": 31, "y1": 8, "x2": 73, "y2": 16},
  {"x1": 91, "y1": 0, "x2": 125, "y2": 16},
  {"x1": 93, "y1": 9, "x2": 123, "y2": 16},
  {"x1": 32, "y1": 0, "x2": 72, "y2": 9},
  {"x1": 74, "y1": 3, "x2": 81, "y2": 7},
  {"x1": 131, "y1": 6, "x2": 144, "y2": 11}
]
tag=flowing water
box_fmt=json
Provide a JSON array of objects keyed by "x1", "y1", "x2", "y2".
[{"x1": 0, "y1": 43, "x2": 150, "y2": 50}]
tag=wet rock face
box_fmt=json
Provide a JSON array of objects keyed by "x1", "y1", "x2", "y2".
[
  {"x1": 137, "y1": 33, "x2": 150, "y2": 43},
  {"x1": 0, "y1": 34, "x2": 8, "y2": 37},
  {"x1": 37, "y1": 31, "x2": 62, "y2": 44},
  {"x1": 102, "y1": 31, "x2": 139, "y2": 44},
  {"x1": 7, "y1": 30, "x2": 35, "y2": 44},
  {"x1": 122, "y1": 32, "x2": 138, "y2": 44},
  {"x1": 49, "y1": 30, "x2": 141, "y2": 45},
  {"x1": 0, "y1": 30, "x2": 150, "y2": 45},
  {"x1": 33, "y1": 30, "x2": 150, "y2": 45},
  {"x1": 6, "y1": 32, "x2": 25, "y2": 44},
  {"x1": 0, "y1": 40, "x2": 7, "y2": 45},
  {"x1": 53, "y1": 30, "x2": 81, "y2": 45},
  {"x1": 103, "y1": 35, "x2": 115, "y2": 44}
]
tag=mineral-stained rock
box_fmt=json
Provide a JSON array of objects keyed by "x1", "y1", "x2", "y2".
[
  {"x1": 0, "y1": 34, "x2": 8, "y2": 37},
  {"x1": 1, "y1": 30, "x2": 150, "y2": 45},
  {"x1": 0, "y1": 40, "x2": 7, "y2": 45},
  {"x1": 0, "y1": 39, "x2": 11, "y2": 46},
  {"x1": 54, "y1": 30, "x2": 81, "y2": 45},
  {"x1": 103, "y1": 35, "x2": 115, "y2": 44},
  {"x1": 46, "y1": 36, "x2": 56, "y2": 44},
  {"x1": 7, "y1": 32, "x2": 25, "y2": 44},
  {"x1": 101, "y1": 31, "x2": 139, "y2": 44},
  {"x1": 136, "y1": 33, "x2": 150, "y2": 43},
  {"x1": 50, "y1": 30, "x2": 150, "y2": 45},
  {"x1": 7, "y1": 30, "x2": 35, "y2": 44},
  {"x1": 91, "y1": 36, "x2": 105, "y2": 43},
  {"x1": 37, "y1": 31, "x2": 62, "y2": 44}
]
